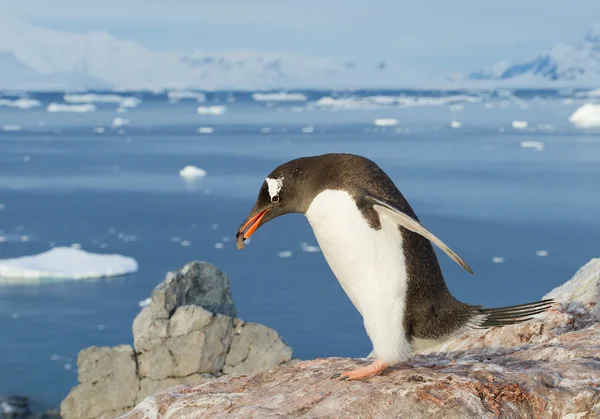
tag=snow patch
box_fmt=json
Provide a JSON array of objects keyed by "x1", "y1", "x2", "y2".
[{"x1": 0, "y1": 247, "x2": 138, "y2": 281}]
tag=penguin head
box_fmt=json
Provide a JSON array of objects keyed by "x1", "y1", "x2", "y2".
[{"x1": 236, "y1": 158, "x2": 316, "y2": 249}]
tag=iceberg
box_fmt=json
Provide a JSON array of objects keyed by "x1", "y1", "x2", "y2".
[
  {"x1": 197, "y1": 127, "x2": 214, "y2": 134},
  {"x1": 512, "y1": 120, "x2": 529, "y2": 130},
  {"x1": 0, "y1": 247, "x2": 138, "y2": 282},
  {"x1": 374, "y1": 118, "x2": 399, "y2": 127},
  {"x1": 569, "y1": 104, "x2": 600, "y2": 128},
  {"x1": 1, "y1": 125, "x2": 22, "y2": 131},
  {"x1": 252, "y1": 92, "x2": 307, "y2": 102},
  {"x1": 167, "y1": 90, "x2": 206, "y2": 102},
  {"x1": 277, "y1": 251, "x2": 293, "y2": 258},
  {"x1": 64, "y1": 93, "x2": 140, "y2": 108},
  {"x1": 179, "y1": 165, "x2": 207, "y2": 180},
  {"x1": 112, "y1": 117, "x2": 129, "y2": 128},
  {"x1": 197, "y1": 105, "x2": 227, "y2": 115},
  {"x1": 450, "y1": 121, "x2": 462, "y2": 128},
  {"x1": 0, "y1": 98, "x2": 41, "y2": 109},
  {"x1": 520, "y1": 141, "x2": 545, "y2": 151},
  {"x1": 47, "y1": 103, "x2": 96, "y2": 113}
]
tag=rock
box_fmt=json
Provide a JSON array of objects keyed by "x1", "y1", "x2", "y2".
[
  {"x1": 60, "y1": 345, "x2": 138, "y2": 419},
  {"x1": 123, "y1": 259, "x2": 600, "y2": 419},
  {"x1": 223, "y1": 320, "x2": 293, "y2": 376},
  {"x1": 0, "y1": 395, "x2": 61, "y2": 419},
  {"x1": 61, "y1": 261, "x2": 294, "y2": 419},
  {"x1": 153, "y1": 262, "x2": 237, "y2": 318}
]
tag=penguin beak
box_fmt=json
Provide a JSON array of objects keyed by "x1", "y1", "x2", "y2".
[{"x1": 236, "y1": 208, "x2": 270, "y2": 249}]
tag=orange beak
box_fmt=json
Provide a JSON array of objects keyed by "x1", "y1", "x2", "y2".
[{"x1": 236, "y1": 209, "x2": 270, "y2": 249}]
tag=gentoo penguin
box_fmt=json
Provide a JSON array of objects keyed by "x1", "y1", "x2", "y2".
[{"x1": 235, "y1": 153, "x2": 552, "y2": 381}]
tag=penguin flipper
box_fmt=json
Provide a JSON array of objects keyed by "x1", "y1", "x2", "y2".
[{"x1": 367, "y1": 195, "x2": 474, "y2": 274}]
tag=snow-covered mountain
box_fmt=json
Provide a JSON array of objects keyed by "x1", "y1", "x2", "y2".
[
  {"x1": 467, "y1": 23, "x2": 600, "y2": 86},
  {"x1": 0, "y1": 17, "x2": 429, "y2": 91}
]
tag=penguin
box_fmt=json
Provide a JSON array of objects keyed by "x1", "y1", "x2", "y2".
[{"x1": 235, "y1": 153, "x2": 553, "y2": 381}]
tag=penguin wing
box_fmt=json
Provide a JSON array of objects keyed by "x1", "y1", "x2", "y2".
[{"x1": 366, "y1": 195, "x2": 474, "y2": 274}]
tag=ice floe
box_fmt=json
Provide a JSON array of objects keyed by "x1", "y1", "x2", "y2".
[
  {"x1": 301, "y1": 126, "x2": 314, "y2": 134},
  {"x1": 520, "y1": 141, "x2": 545, "y2": 151},
  {"x1": 512, "y1": 120, "x2": 529, "y2": 130},
  {"x1": 536, "y1": 250, "x2": 549, "y2": 257},
  {"x1": 0, "y1": 98, "x2": 41, "y2": 109},
  {"x1": 214, "y1": 243, "x2": 224, "y2": 249},
  {"x1": 1, "y1": 125, "x2": 22, "y2": 132},
  {"x1": 374, "y1": 118, "x2": 399, "y2": 127},
  {"x1": 179, "y1": 165, "x2": 206, "y2": 180},
  {"x1": 138, "y1": 297, "x2": 151, "y2": 308},
  {"x1": 168, "y1": 90, "x2": 206, "y2": 102},
  {"x1": 64, "y1": 93, "x2": 141, "y2": 108},
  {"x1": 569, "y1": 104, "x2": 600, "y2": 128},
  {"x1": 492, "y1": 257, "x2": 505, "y2": 264},
  {"x1": 277, "y1": 251, "x2": 293, "y2": 258},
  {"x1": 197, "y1": 105, "x2": 227, "y2": 115},
  {"x1": 112, "y1": 117, "x2": 129, "y2": 128},
  {"x1": 0, "y1": 247, "x2": 138, "y2": 282},
  {"x1": 93, "y1": 127, "x2": 105, "y2": 134},
  {"x1": 315, "y1": 95, "x2": 480, "y2": 110},
  {"x1": 197, "y1": 127, "x2": 214, "y2": 134},
  {"x1": 47, "y1": 103, "x2": 96, "y2": 113},
  {"x1": 450, "y1": 121, "x2": 462, "y2": 128},
  {"x1": 300, "y1": 242, "x2": 320, "y2": 253},
  {"x1": 252, "y1": 92, "x2": 307, "y2": 102}
]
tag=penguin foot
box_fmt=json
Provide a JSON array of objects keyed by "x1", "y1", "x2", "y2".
[{"x1": 332, "y1": 359, "x2": 388, "y2": 381}]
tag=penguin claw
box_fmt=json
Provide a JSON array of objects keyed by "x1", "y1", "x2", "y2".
[
  {"x1": 340, "y1": 375, "x2": 349, "y2": 381},
  {"x1": 330, "y1": 373, "x2": 341, "y2": 380}
]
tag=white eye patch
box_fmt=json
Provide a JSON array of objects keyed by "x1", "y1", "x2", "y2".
[{"x1": 266, "y1": 177, "x2": 284, "y2": 199}]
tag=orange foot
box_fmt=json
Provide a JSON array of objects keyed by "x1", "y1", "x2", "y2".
[{"x1": 331, "y1": 359, "x2": 388, "y2": 381}]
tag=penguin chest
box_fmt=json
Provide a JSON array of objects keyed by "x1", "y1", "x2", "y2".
[{"x1": 305, "y1": 190, "x2": 411, "y2": 363}]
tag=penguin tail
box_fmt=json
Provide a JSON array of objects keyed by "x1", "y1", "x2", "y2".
[{"x1": 470, "y1": 299, "x2": 555, "y2": 329}]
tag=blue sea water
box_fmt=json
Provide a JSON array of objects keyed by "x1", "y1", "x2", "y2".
[{"x1": 0, "y1": 90, "x2": 599, "y2": 408}]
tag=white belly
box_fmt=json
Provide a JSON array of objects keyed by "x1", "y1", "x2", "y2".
[{"x1": 305, "y1": 189, "x2": 411, "y2": 364}]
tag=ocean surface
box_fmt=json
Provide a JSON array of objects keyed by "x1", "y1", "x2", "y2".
[{"x1": 0, "y1": 89, "x2": 599, "y2": 408}]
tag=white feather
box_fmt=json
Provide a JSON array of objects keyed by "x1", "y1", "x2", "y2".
[{"x1": 305, "y1": 189, "x2": 412, "y2": 365}]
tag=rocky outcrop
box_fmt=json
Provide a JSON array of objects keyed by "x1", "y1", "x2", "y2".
[
  {"x1": 60, "y1": 262, "x2": 293, "y2": 419},
  {"x1": 124, "y1": 259, "x2": 600, "y2": 418}
]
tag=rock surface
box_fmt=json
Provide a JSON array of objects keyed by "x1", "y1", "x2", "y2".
[
  {"x1": 60, "y1": 261, "x2": 293, "y2": 419},
  {"x1": 124, "y1": 259, "x2": 600, "y2": 419}
]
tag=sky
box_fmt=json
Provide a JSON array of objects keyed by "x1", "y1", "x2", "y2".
[{"x1": 1, "y1": 0, "x2": 599, "y2": 73}]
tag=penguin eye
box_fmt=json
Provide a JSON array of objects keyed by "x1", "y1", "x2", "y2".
[{"x1": 271, "y1": 195, "x2": 280, "y2": 203}]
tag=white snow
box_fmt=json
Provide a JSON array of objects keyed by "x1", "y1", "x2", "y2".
[
  {"x1": 374, "y1": 118, "x2": 399, "y2": 127},
  {"x1": 197, "y1": 127, "x2": 214, "y2": 134},
  {"x1": 569, "y1": 104, "x2": 600, "y2": 128},
  {"x1": 112, "y1": 117, "x2": 129, "y2": 128},
  {"x1": 197, "y1": 105, "x2": 227, "y2": 115},
  {"x1": 47, "y1": 103, "x2": 96, "y2": 113},
  {"x1": 450, "y1": 121, "x2": 462, "y2": 128},
  {"x1": 512, "y1": 120, "x2": 529, "y2": 130},
  {"x1": 252, "y1": 92, "x2": 307, "y2": 102},
  {"x1": 0, "y1": 98, "x2": 41, "y2": 109},
  {"x1": 0, "y1": 247, "x2": 138, "y2": 281},
  {"x1": 168, "y1": 90, "x2": 206, "y2": 102},
  {"x1": 492, "y1": 257, "x2": 505, "y2": 264},
  {"x1": 179, "y1": 165, "x2": 207, "y2": 180},
  {"x1": 277, "y1": 251, "x2": 293, "y2": 258},
  {"x1": 520, "y1": 141, "x2": 545, "y2": 151}
]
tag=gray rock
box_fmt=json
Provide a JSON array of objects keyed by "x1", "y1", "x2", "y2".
[
  {"x1": 61, "y1": 261, "x2": 294, "y2": 419},
  {"x1": 223, "y1": 320, "x2": 293, "y2": 376},
  {"x1": 153, "y1": 261, "x2": 237, "y2": 318},
  {"x1": 60, "y1": 345, "x2": 138, "y2": 419}
]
